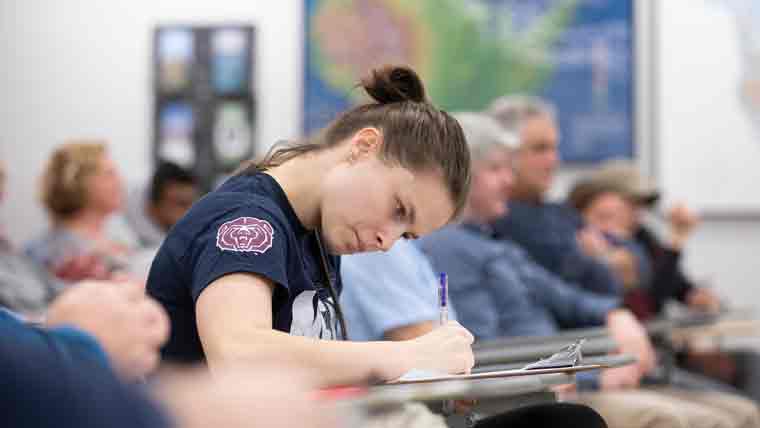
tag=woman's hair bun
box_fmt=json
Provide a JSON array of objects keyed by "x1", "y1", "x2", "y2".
[{"x1": 360, "y1": 64, "x2": 427, "y2": 104}]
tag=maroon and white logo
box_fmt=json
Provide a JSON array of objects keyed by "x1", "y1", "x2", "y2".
[{"x1": 216, "y1": 217, "x2": 274, "y2": 254}]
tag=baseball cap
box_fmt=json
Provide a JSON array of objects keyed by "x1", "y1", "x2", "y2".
[{"x1": 589, "y1": 159, "x2": 660, "y2": 206}]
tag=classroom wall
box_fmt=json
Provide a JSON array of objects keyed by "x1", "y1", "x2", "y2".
[
  {"x1": 650, "y1": 0, "x2": 760, "y2": 311},
  {"x1": 0, "y1": 0, "x2": 757, "y2": 309},
  {"x1": 0, "y1": 0, "x2": 303, "y2": 244}
]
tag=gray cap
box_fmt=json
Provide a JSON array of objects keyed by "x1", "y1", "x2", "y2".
[{"x1": 589, "y1": 159, "x2": 660, "y2": 205}]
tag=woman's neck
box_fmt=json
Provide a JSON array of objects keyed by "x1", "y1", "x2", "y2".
[{"x1": 265, "y1": 151, "x2": 338, "y2": 230}]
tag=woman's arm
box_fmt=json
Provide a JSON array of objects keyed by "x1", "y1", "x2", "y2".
[{"x1": 196, "y1": 273, "x2": 473, "y2": 386}]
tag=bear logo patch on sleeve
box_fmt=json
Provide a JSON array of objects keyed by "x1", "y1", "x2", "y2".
[{"x1": 216, "y1": 217, "x2": 274, "y2": 254}]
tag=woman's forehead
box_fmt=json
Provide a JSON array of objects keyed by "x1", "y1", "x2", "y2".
[{"x1": 398, "y1": 169, "x2": 453, "y2": 233}]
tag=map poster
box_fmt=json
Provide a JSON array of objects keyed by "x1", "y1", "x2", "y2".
[{"x1": 304, "y1": 0, "x2": 634, "y2": 163}]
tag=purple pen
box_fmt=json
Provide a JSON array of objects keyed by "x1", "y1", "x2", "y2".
[
  {"x1": 438, "y1": 272, "x2": 454, "y2": 415},
  {"x1": 438, "y1": 272, "x2": 449, "y2": 326}
]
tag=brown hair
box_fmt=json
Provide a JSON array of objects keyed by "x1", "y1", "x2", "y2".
[
  {"x1": 244, "y1": 65, "x2": 471, "y2": 221},
  {"x1": 41, "y1": 141, "x2": 107, "y2": 222},
  {"x1": 567, "y1": 179, "x2": 628, "y2": 213}
]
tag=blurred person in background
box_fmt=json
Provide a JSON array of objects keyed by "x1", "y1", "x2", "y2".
[
  {"x1": 124, "y1": 161, "x2": 199, "y2": 250},
  {"x1": 572, "y1": 160, "x2": 760, "y2": 401},
  {"x1": 567, "y1": 180, "x2": 653, "y2": 302},
  {"x1": 119, "y1": 161, "x2": 199, "y2": 279},
  {"x1": 26, "y1": 141, "x2": 137, "y2": 283},
  {"x1": 2, "y1": 279, "x2": 337, "y2": 428},
  {"x1": 0, "y1": 160, "x2": 60, "y2": 317},
  {"x1": 486, "y1": 95, "x2": 625, "y2": 297},
  {"x1": 581, "y1": 160, "x2": 720, "y2": 317}
]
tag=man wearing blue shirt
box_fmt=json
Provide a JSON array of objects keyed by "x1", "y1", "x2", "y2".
[
  {"x1": 342, "y1": 238, "x2": 456, "y2": 341},
  {"x1": 485, "y1": 96, "x2": 623, "y2": 296}
]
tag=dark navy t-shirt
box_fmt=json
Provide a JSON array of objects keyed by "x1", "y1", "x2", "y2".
[{"x1": 146, "y1": 172, "x2": 342, "y2": 363}]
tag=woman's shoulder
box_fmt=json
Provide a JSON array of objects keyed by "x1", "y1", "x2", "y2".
[
  {"x1": 196, "y1": 173, "x2": 271, "y2": 208},
  {"x1": 183, "y1": 192, "x2": 290, "y2": 237},
  {"x1": 169, "y1": 177, "x2": 297, "y2": 253},
  {"x1": 24, "y1": 228, "x2": 82, "y2": 260}
]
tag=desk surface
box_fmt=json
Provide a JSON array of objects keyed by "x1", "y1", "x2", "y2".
[
  {"x1": 471, "y1": 310, "x2": 749, "y2": 351},
  {"x1": 354, "y1": 372, "x2": 574, "y2": 407},
  {"x1": 389, "y1": 364, "x2": 605, "y2": 386}
]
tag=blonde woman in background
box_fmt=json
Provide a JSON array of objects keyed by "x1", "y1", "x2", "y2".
[{"x1": 26, "y1": 141, "x2": 136, "y2": 283}]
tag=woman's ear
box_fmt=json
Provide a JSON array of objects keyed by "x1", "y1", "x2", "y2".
[{"x1": 348, "y1": 127, "x2": 383, "y2": 163}]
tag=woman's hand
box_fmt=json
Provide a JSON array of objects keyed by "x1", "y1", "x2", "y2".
[{"x1": 402, "y1": 321, "x2": 475, "y2": 376}]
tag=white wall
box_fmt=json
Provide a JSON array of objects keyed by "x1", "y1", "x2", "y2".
[
  {"x1": 681, "y1": 221, "x2": 760, "y2": 309},
  {"x1": 0, "y1": 0, "x2": 303, "y2": 245},
  {"x1": 0, "y1": 0, "x2": 757, "y2": 309},
  {"x1": 650, "y1": 0, "x2": 760, "y2": 309},
  {"x1": 657, "y1": 0, "x2": 760, "y2": 214}
]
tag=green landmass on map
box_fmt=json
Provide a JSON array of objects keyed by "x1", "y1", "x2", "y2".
[{"x1": 310, "y1": 0, "x2": 579, "y2": 111}]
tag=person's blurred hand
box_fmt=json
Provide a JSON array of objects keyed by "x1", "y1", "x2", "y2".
[
  {"x1": 686, "y1": 288, "x2": 721, "y2": 313},
  {"x1": 604, "y1": 289, "x2": 656, "y2": 390},
  {"x1": 154, "y1": 365, "x2": 338, "y2": 428},
  {"x1": 577, "y1": 227, "x2": 612, "y2": 259},
  {"x1": 606, "y1": 309, "x2": 656, "y2": 375},
  {"x1": 668, "y1": 203, "x2": 700, "y2": 249},
  {"x1": 600, "y1": 364, "x2": 641, "y2": 390},
  {"x1": 551, "y1": 382, "x2": 578, "y2": 400},
  {"x1": 53, "y1": 253, "x2": 111, "y2": 281},
  {"x1": 604, "y1": 249, "x2": 640, "y2": 289},
  {"x1": 46, "y1": 280, "x2": 169, "y2": 380}
]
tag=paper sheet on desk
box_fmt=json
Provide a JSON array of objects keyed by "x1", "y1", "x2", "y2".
[
  {"x1": 397, "y1": 369, "x2": 449, "y2": 382},
  {"x1": 388, "y1": 364, "x2": 605, "y2": 385},
  {"x1": 391, "y1": 339, "x2": 597, "y2": 385}
]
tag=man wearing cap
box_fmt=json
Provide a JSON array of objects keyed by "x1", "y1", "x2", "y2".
[
  {"x1": 485, "y1": 95, "x2": 625, "y2": 297},
  {"x1": 577, "y1": 161, "x2": 760, "y2": 402},
  {"x1": 583, "y1": 160, "x2": 720, "y2": 316},
  {"x1": 566, "y1": 178, "x2": 653, "y2": 298}
]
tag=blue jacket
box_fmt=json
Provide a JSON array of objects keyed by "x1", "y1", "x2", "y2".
[
  {"x1": 418, "y1": 224, "x2": 620, "y2": 340},
  {"x1": 419, "y1": 223, "x2": 621, "y2": 391},
  {"x1": 0, "y1": 309, "x2": 109, "y2": 368},
  {"x1": 0, "y1": 309, "x2": 170, "y2": 428},
  {"x1": 492, "y1": 201, "x2": 623, "y2": 296}
]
